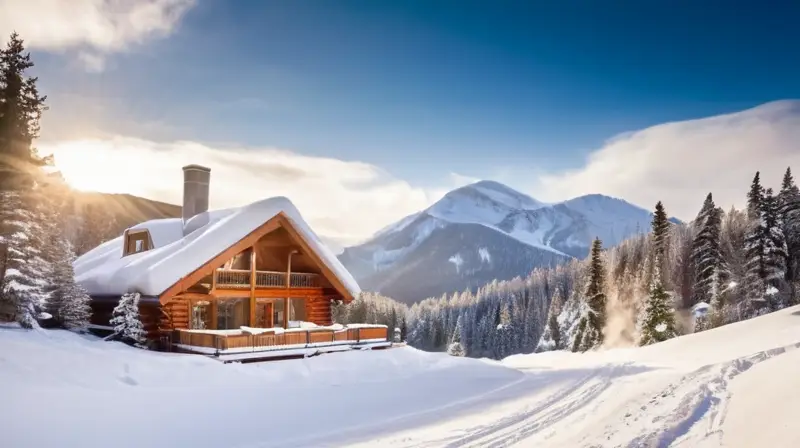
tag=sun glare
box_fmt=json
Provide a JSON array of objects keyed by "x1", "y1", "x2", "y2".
[{"x1": 44, "y1": 140, "x2": 156, "y2": 196}]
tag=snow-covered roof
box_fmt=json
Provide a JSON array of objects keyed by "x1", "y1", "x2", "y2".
[{"x1": 73, "y1": 197, "x2": 361, "y2": 299}]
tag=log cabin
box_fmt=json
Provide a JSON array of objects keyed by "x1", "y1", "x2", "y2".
[{"x1": 74, "y1": 165, "x2": 388, "y2": 357}]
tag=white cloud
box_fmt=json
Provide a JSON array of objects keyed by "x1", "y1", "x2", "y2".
[
  {"x1": 77, "y1": 52, "x2": 106, "y2": 72},
  {"x1": 40, "y1": 136, "x2": 455, "y2": 246},
  {"x1": 0, "y1": 0, "x2": 195, "y2": 70},
  {"x1": 533, "y1": 100, "x2": 800, "y2": 220}
]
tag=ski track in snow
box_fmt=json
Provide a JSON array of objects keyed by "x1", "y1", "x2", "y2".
[
  {"x1": 623, "y1": 342, "x2": 800, "y2": 448},
  {"x1": 352, "y1": 341, "x2": 800, "y2": 448}
]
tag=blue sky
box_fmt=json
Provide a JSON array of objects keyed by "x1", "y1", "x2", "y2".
[
  {"x1": 9, "y1": 0, "x2": 800, "y2": 242},
  {"x1": 35, "y1": 0, "x2": 800, "y2": 181}
]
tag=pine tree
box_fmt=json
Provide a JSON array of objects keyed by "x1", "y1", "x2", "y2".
[
  {"x1": 639, "y1": 203, "x2": 678, "y2": 344},
  {"x1": 778, "y1": 167, "x2": 800, "y2": 303},
  {"x1": 572, "y1": 316, "x2": 586, "y2": 352},
  {"x1": 0, "y1": 33, "x2": 48, "y2": 327},
  {"x1": 691, "y1": 193, "x2": 725, "y2": 305},
  {"x1": 110, "y1": 292, "x2": 146, "y2": 346},
  {"x1": 447, "y1": 315, "x2": 466, "y2": 356},
  {"x1": 763, "y1": 189, "x2": 789, "y2": 305},
  {"x1": 639, "y1": 266, "x2": 677, "y2": 344},
  {"x1": 536, "y1": 285, "x2": 564, "y2": 352},
  {"x1": 747, "y1": 171, "x2": 764, "y2": 221},
  {"x1": 744, "y1": 188, "x2": 788, "y2": 316},
  {"x1": 45, "y1": 229, "x2": 91, "y2": 330},
  {"x1": 494, "y1": 301, "x2": 512, "y2": 358},
  {"x1": 579, "y1": 238, "x2": 607, "y2": 351},
  {"x1": 0, "y1": 190, "x2": 47, "y2": 327},
  {"x1": 651, "y1": 201, "x2": 670, "y2": 271},
  {"x1": 707, "y1": 269, "x2": 728, "y2": 328}
]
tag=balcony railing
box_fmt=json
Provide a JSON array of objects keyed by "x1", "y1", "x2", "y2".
[
  {"x1": 174, "y1": 325, "x2": 390, "y2": 354},
  {"x1": 214, "y1": 269, "x2": 321, "y2": 289}
]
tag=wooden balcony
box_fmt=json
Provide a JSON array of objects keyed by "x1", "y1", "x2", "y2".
[
  {"x1": 172, "y1": 325, "x2": 391, "y2": 361},
  {"x1": 214, "y1": 269, "x2": 321, "y2": 289}
]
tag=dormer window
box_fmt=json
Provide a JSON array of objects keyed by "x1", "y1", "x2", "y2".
[{"x1": 123, "y1": 229, "x2": 154, "y2": 256}]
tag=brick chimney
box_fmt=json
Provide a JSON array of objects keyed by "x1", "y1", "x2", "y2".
[{"x1": 182, "y1": 164, "x2": 210, "y2": 234}]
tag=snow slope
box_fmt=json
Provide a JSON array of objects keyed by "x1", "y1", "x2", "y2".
[{"x1": 3, "y1": 306, "x2": 800, "y2": 447}]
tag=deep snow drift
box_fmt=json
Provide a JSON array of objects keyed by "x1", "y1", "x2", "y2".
[{"x1": 3, "y1": 306, "x2": 800, "y2": 447}]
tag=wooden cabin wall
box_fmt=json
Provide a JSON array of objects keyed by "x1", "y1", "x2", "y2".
[
  {"x1": 307, "y1": 297, "x2": 332, "y2": 326},
  {"x1": 139, "y1": 304, "x2": 160, "y2": 340},
  {"x1": 160, "y1": 298, "x2": 190, "y2": 332}
]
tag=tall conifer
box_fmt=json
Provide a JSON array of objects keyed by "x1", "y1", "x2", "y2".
[
  {"x1": 691, "y1": 193, "x2": 725, "y2": 306},
  {"x1": 579, "y1": 238, "x2": 607, "y2": 351}
]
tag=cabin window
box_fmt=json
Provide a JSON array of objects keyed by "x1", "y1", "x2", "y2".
[
  {"x1": 123, "y1": 230, "x2": 152, "y2": 256},
  {"x1": 254, "y1": 298, "x2": 307, "y2": 328},
  {"x1": 191, "y1": 301, "x2": 211, "y2": 330},
  {"x1": 217, "y1": 298, "x2": 249, "y2": 330},
  {"x1": 289, "y1": 298, "x2": 307, "y2": 323},
  {"x1": 273, "y1": 300, "x2": 284, "y2": 328}
]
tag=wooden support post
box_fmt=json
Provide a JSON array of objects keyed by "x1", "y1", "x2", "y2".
[
  {"x1": 249, "y1": 247, "x2": 256, "y2": 327},
  {"x1": 210, "y1": 298, "x2": 218, "y2": 330},
  {"x1": 284, "y1": 249, "x2": 297, "y2": 329},
  {"x1": 210, "y1": 268, "x2": 217, "y2": 292}
]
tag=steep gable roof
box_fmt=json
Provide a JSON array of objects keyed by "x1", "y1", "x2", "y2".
[{"x1": 73, "y1": 197, "x2": 360, "y2": 301}]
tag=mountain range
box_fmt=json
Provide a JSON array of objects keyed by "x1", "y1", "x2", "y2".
[{"x1": 338, "y1": 180, "x2": 676, "y2": 304}]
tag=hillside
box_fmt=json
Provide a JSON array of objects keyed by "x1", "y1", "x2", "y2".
[
  {"x1": 2, "y1": 305, "x2": 798, "y2": 447},
  {"x1": 340, "y1": 181, "x2": 670, "y2": 303},
  {"x1": 66, "y1": 192, "x2": 181, "y2": 255}
]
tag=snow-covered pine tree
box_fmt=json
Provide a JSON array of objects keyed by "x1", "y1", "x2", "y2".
[
  {"x1": 110, "y1": 292, "x2": 146, "y2": 346},
  {"x1": 747, "y1": 171, "x2": 764, "y2": 221},
  {"x1": 0, "y1": 190, "x2": 47, "y2": 327},
  {"x1": 708, "y1": 268, "x2": 729, "y2": 328},
  {"x1": 778, "y1": 167, "x2": 800, "y2": 303},
  {"x1": 744, "y1": 188, "x2": 788, "y2": 316},
  {"x1": 762, "y1": 189, "x2": 789, "y2": 307},
  {"x1": 447, "y1": 315, "x2": 466, "y2": 356},
  {"x1": 691, "y1": 193, "x2": 726, "y2": 306},
  {"x1": 536, "y1": 285, "x2": 563, "y2": 352},
  {"x1": 579, "y1": 237, "x2": 607, "y2": 351},
  {"x1": 651, "y1": 200, "x2": 670, "y2": 271},
  {"x1": 45, "y1": 230, "x2": 91, "y2": 330},
  {"x1": 639, "y1": 265, "x2": 677, "y2": 344},
  {"x1": 0, "y1": 33, "x2": 49, "y2": 327},
  {"x1": 639, "y1": 202, "x2": 678, "y2": 343}
]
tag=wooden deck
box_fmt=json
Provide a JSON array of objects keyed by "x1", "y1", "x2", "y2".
[
  {"x1": 213, "y1": 268, "x2": 321, "y2": 289},
  {"x1": 172, "y1": 325, "x2": 390, "y2": 358}
]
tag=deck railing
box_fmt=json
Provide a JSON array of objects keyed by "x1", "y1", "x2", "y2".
[
  {"x1": 214, "y1": 269, "x2": 321, "y2": 289},
  {"x1": 174, "y1": 326, "x2": 389, "y2": 353}
]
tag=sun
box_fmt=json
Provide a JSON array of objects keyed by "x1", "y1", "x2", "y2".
[{"x1": 43, "y1": 139, "x2": 151, "y2": 195}]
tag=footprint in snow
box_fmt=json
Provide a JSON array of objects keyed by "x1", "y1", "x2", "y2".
[{"x1": 118, "y1": 363, "x2": 138, "y2": 386}]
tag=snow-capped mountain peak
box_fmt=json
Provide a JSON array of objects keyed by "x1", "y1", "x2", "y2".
[
  {"x1": 339, "y1": 181, "x2": 666, "y2": 303},
  {"x1": 426, "y1": 180, "x2": 545, "y2": 225}
]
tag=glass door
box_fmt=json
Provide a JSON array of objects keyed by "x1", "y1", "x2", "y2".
[
  {"x1": 255, "y1": 301, "x2": 274, "y2": 328},
  {"x1": 191, "y1": 301, "x2": 211, "y2": 329}
]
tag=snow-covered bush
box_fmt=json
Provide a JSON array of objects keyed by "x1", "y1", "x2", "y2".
[{"x1": 110, "y1": 292, "x2": 146, "y2": 346}]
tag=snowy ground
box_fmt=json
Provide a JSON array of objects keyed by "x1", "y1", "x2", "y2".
[{"x1": 3, "y1": 306, "x2": 800, "y2": 448}]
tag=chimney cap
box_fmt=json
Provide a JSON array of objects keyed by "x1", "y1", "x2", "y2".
[{"x1": 182, "y1": 164, "x2": 211, "y2": 172}]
